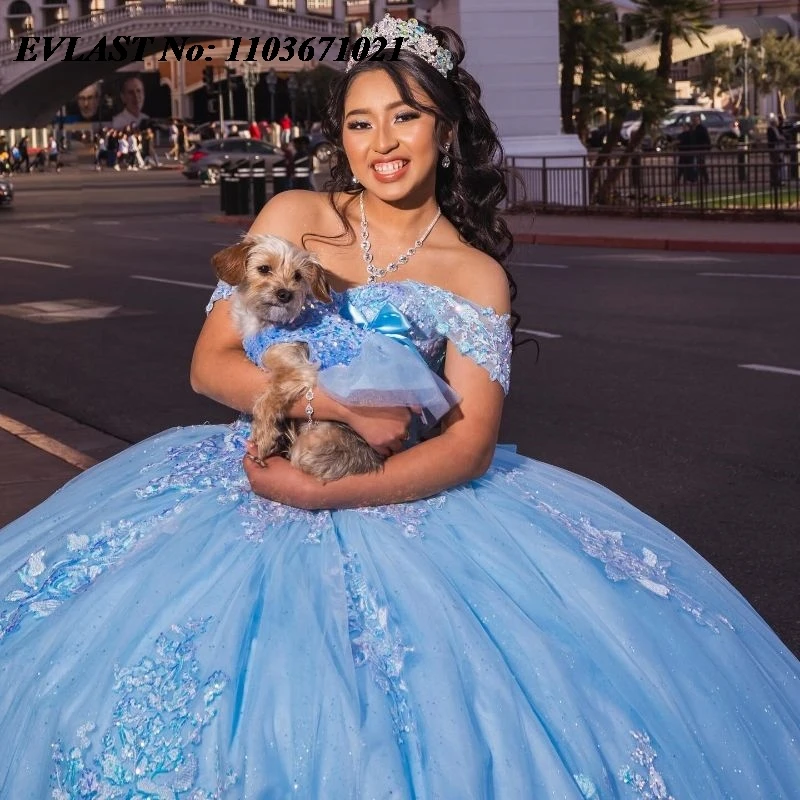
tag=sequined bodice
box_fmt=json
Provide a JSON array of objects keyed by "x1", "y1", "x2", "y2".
[{"x1": 207, "y1": 278, "x2": 512, "y2": 393}]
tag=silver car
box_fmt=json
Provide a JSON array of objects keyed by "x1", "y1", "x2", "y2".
[{"x1": 183, "y1": 138, "x2": 282, "y2": 181}]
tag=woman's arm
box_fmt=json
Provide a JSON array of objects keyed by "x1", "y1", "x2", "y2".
[{"x1": 244, "y1": 257, "x2": 512, "y2": 508}]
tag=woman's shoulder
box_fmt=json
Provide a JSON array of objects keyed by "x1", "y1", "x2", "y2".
[
  {"x1": 249, "y1": 190, "x2": 328, "y2": 239},
  {"x1": 435, "y1": 240, "x2": 511, "y2": 316},
  {"x1": 249, "y1": 190, "x2": 356, "y2": 247}
]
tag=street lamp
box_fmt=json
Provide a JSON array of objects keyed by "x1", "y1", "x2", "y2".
[
  {"x1": 242, "y1": 63, "x2": 260, "y2": 124},
  {"x1": 300, "y1": 80, "x2": 312, "y2": 125},
  {"x1": 287, "y1": 74, "x2": 298, "y2": 123},
  {"x1": 266, "y1": 69, "x2": 278, "y2": 122}
]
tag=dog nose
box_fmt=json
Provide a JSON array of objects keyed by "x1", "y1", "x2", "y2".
[{"x1": 276, "y1": 289, "x2": 293, "y2": 304}]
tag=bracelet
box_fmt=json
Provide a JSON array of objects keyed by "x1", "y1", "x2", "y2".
[{"x1": 304, "y1": 387, "x2": 317, "y2": 429}]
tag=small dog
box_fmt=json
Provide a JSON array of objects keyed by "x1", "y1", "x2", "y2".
[{"x1": 211, "y1": 233, "x2": 384, "y2": 482}]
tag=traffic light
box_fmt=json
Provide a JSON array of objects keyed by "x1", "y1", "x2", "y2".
[{"x1": 203, "y1": 66, "x2": 215, "y2": 92}]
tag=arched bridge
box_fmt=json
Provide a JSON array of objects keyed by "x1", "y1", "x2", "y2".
[{"x1": 0, "y1": 1, "x2": 347, "y2": 125}]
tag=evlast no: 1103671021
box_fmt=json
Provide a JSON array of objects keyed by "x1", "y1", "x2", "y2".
[{"x1": 13, "y1": 35, "x2": 406, "y2": 64}]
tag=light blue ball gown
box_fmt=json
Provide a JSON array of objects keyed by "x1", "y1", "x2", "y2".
[{"x1": 1, "y1": 279, "x2": 798, "y2": 799}]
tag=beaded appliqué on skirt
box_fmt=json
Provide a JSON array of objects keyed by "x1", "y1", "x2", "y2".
[{"x1": 50, "y1": 618, "x2": 237, "y2": 799}]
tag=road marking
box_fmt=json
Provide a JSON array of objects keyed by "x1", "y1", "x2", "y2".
[
  {"x1": 0, "y1": 298, "x2": 149, "y2": 324},
  {"x1": 117, "y1": 233, "x2": 162, "y2": 241},
  {"x1": 131, "y1": 275, "x2": 217, "y2": 290},
  {"x1": 0, "y1": 413, "x2": 97, "y2": 471},
  {"x1": 0, "y1": 256, "x2": 72, "y2": 269},
  {"x1": 23, "y1": 223, "x2": 76, "y2": 233},
  {"x1": 509, "y1": 268, "x2": 569, "y2": 269},
  {"x1": 587, "y1": 254, "x2": 732, "y2": 263},
  {"x1": 739, "y1": 364, "x2": 800, "y2": 377},
  {"x1": 698, "y1": 272, "x2": 800, "y2": 280},
  {"x1": 517, "y1": 328, "x2": 562, "y2": 339}
]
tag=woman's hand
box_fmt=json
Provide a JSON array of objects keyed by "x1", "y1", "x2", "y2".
[
  {"x1": 243, "y1": 444, "x2": 321, "y2": 509},
  {"x1": 340, "y1": 404, "x2": 414, "y2": 458}
]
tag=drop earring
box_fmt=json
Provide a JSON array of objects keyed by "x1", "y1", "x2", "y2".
[{"x1": 441, "y1": 143, "x2": 451, "y2": 168}]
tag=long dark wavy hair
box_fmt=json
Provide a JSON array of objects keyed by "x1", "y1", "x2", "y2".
[{"x1": 313, "y1": 21, "x2": 524, "y2": 339}]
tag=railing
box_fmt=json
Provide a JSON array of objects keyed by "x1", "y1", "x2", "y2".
[
  {"x1": 0, "y1": 2, "x2": 347, "y2": 59},
  {"x1": 506, "y1": 146, "x2": 800, "y2": 218}
]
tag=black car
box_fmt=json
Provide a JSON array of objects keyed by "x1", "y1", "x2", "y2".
[
  {"x1": 183, "y1": 138, "x2": 282, "y2": 181},
  {"x1": 0, "y1": 177, "x2": 13, "y2": 207}
]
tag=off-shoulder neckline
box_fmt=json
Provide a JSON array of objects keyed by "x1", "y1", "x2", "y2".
[{"x1": 334, "y1": 279, "x2": 510, "y2": 322}]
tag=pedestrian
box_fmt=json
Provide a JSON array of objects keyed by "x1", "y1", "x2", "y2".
[
  {"x1": 47, "y1": 135, "x2": 61, "y2": 172},
  {"x1": 279, "y1": 112, "x2": 292, "y2": 145},
  {"x1": 673, "y1": 121, "x2": 697, "y2": 200},
  {"x1": 168, "y1": 119, "x2": 180, "y2": 160},
  {"x1": 94, "y1": 130, "x2": 107, "y2": 171},
  {"x1": 2, "y1": 15, "x2": 800, "y2": 800},
  {"x1": 767, "y1": 113, "x2": 786, "y2": 188},
  {"x1": 688, "y1": 113, "x2": 711, "y2": 186},
  {"x1": 17, "y1": 136, "x2": 30, "y2": 173}
]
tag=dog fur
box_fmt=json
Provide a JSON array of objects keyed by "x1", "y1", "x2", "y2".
[{"x1": 212, "y1": 234, "x2": 384, "y2": 482}]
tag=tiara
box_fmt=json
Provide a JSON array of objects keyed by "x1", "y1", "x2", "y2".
[{"x1": 347, "y1": 15, "x2": 455, "y2": 78}]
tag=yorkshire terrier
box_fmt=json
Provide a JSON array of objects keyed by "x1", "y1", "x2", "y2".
[{"x1": 211, "y1": 233, "x2": 384, "y2": 482}]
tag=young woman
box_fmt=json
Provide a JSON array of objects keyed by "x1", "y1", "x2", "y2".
[{"x1": 1, "y1": 18, "x2": 798, "y2": 799}]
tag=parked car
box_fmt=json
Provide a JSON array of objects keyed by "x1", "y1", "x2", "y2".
[
  {"x1": 0, "y1": 177, "x2": 12, "y2": 207},
  {"x1": 308, "y1": 131, "x2": 333, "y2": 163},
  {"x1": 182, "y1": 138, "x2": 282, "y2": 181},
  {"x1": 655, "y1": 110, "x2": 740, "y2": 151},
  {"x1": 187, "y1": 121, "x2": 252, "y2": 144}
]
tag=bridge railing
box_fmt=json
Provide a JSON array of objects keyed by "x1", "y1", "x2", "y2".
[{"x1": 0, "y1": 1, "x2": 347, "y2": 59}]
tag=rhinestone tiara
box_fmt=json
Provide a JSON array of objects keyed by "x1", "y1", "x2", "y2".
[{"x1": 347, "y1": 14, "x2": 455, "y2": 78}]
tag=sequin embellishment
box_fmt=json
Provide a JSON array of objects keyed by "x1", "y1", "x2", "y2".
[
  {"x1": 51, "y1": 618, "x2": 238, "y2": 799},
  {"x1": 342, "y1": 552, "x2": 416, "y2": 743},
  {"x1": 500, "y1": 467, "x2": 733, "y2": 632},
  {"x1": 619, "y1": 730, "x2": 676, "y2": 800}
]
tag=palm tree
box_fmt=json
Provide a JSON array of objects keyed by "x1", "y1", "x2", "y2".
[
  {"x1": 629, "y1": 0, "x2": 713, "y2": 82},
  {"x1": 559, "y1": 0, "x2": 622, "y2": 138}
]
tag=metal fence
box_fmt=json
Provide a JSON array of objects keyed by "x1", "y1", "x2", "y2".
[{"x1": 505, "y1": 146, "x2": 800, "y2": 218}]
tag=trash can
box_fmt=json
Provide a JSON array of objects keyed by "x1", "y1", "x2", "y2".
[
  {"x1": 220, "y1": 160, "x2": 250, "y2": 215},
  {"x1": 220, "y1": 169, "x2": 240, "y2": 215},
  {"x1": 250, "y1": 158, "x2": 268, "y2": 214},
  {"x1": 272, "y1": 158, "x2": 290, "y2": 195},
  {"x1": 235, "y1": 163, "x2": 253, "y2": 215}
]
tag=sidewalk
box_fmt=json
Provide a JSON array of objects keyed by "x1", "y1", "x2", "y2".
[
  {"x1": 0, "y1": 389, "x2": 128, "y2": 527},
  {"x1": 503, "y1": 211, "x2": 800, "y2": 254},
  {"x1": 211, "y1": 208, "x2": 800, "y2": 255}
]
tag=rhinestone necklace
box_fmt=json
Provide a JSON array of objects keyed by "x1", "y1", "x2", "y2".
[{"x1": 359, "y1": 191, "x2": 442, "y2": 283}]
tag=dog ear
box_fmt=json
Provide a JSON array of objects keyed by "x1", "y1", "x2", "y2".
[
  {"x1": 211, "y1": 240, "x2": 250, "y2": 285},
  {"x1": 306, "y1": 256, "x2": 332, "y2": 304}
]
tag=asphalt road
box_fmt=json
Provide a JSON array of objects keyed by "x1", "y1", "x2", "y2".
[{"x1": 1, "y1": 170, "x2": 799, "y2": 656}]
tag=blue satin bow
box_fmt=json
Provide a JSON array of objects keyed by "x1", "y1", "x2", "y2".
[{"x1": 341, "y1": 300, "x2": 419, "y2": 355}]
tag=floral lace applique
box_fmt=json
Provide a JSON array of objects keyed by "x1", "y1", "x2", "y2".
[
  {"x1": 351, "y1": 495, "x2": 446, "y2": 538},
  {"x1": 619, "y1": 730, "x2": 676, "y2": 800},
  {"x1": 500, "y1": 468, "x2": 733, "y2": 632},
  {"x1": 51, "y1": 618, "x2": 238, "y2": 799},
  {"x1": 342, "y1": 552, "x2": 416, "y2": 744},
  {"x1": 205, "y1": 280, "x2": 234, "y2": 315},
  {"x1": 346, "y1": 281, "x2": 512, "y2": 394},
  {"x1": 137, "y1": 419, "x2": 332, "y2": 544},
  {"x1": 1, "y1": 504, "x2": 190, "y2": 643}
]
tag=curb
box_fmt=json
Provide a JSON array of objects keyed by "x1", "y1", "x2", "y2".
[
  {"x1": 207, "y1": 215, "x2": 800, "y2": 255},
  {"x1": 513, "y1": 233, "x2": 800, "y2": 254}
]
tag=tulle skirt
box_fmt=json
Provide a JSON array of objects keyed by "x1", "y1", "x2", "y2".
[{"x1": 1, "y1": 420, "x2": 798, "y2": 799}]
